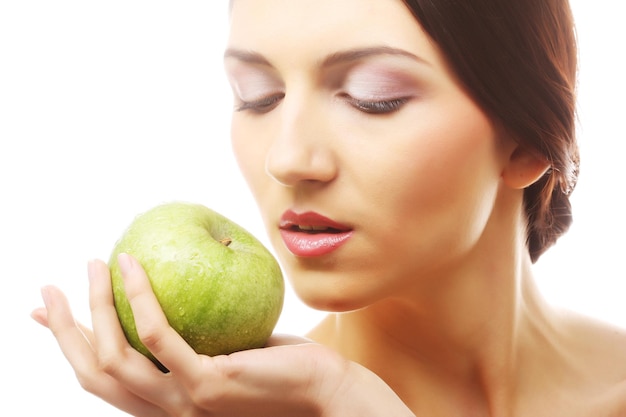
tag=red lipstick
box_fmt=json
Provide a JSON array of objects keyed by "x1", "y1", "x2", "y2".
[{"x1": 279, "y1": 210, "x2": 353, "y2": 257}]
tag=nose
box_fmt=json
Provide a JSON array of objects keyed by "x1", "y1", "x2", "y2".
[{"x1": 265, "y1": 99, "x2": 337, "y2": 187}]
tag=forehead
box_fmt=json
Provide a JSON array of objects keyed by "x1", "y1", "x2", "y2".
[{"x1": 227, "y1": 0, "x2": 444, "y2": 69}]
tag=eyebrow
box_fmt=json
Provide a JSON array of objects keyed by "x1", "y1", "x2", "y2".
[
  {"x1": 321, "y1": 46, "x2": 431, "y2": 67},
  {"x1": 224, "y1": 48, "x2": 272, "y2": 66},
  {"x1": 224, "y1": 46, "x2": 431, "y2": 68}
]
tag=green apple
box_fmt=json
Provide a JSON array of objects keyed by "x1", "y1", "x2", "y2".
[{"x1": 108, "y1": 202, "x2": 284, "y2": 371}]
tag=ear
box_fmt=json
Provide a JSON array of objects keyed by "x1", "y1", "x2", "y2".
[{"x1": 501, "y1": 146, "x2": 550, "y2": 189}]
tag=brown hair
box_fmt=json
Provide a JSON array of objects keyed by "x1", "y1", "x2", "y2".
[{"x1": 402, "y1": 0, "x2": 579, "y2": 262}]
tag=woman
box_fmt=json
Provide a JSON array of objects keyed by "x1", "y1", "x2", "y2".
[{"x1": 32, "y1": 0, "x2": 626, "y2": 415}]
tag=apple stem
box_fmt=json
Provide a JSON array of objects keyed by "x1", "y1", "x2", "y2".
[{"x1": 219, "y1": 238, "x2": 232, "y2": 247}]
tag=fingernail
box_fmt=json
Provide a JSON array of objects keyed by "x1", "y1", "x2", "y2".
[
  {"x1": 87, "y1": 259, "x2": 97, "y2": 284},
  {"x1": 117, "y1": 253, "x2": 133, "y2": 278},
  {"x1": 40, "y1": 286, "x2": 53, "y2": 308}
]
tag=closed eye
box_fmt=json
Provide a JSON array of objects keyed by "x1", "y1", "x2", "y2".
[
  {"x1": 235, "y1": 93, "x2": 285, "y2": 114},
  {"x1": 341, "y1": 94, "x2": 410, "y2": 115}
]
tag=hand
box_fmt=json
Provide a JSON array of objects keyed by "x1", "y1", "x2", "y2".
[{"x1": 32, "y1": 254, "x2": 415, "y2": 417}]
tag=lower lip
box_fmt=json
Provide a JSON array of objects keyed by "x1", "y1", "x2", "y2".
[{"x1": 279, "y1": 229, "x2": 353, "y2": 257}]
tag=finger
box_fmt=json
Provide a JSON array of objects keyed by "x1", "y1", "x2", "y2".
[
  {"x1": 42, "y1": 285, "x2": 98, "y2": 368},
  {"x1": 117, "y1": 253, "x2": 204, "y2": 385},
  {"x1": 33, "y1": 302, "x2": 96, "y2": 351},
  {"x1": 88, "y1": 258, "x2": 181, "y2": 406},
  {"x1": 77, "y1": 321, "x2": 96, "y2": 347},
  {"x1": 41, "y1": 285, "x2": 167, "y2": 416},
  {"x1": 89, "y1": 258, "x2": 141, "y2": 364},
  {"x1": 31, "y1": 306, "x2": 49, "y2": 327}
]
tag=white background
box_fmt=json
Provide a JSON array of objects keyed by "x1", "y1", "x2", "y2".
[{"x1": 1, "y1": 1, "x2": 624, "y2": 415}]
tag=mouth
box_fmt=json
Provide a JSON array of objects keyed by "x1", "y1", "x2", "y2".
[
  {"x1": 279, "y1": 210, "x2": 353, "y2": 257},
  {"x1": 284, "y1": 224, "x2": 346, "y2": 234}
]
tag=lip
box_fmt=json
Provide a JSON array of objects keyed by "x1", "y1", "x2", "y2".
[{"x1": 279, "y1": 210, "x2": 353, "y2": 257}]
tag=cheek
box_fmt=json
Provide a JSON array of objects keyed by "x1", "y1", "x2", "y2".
[{"x1": 370, "y1": 103, "x2": 503, "y2": 261}]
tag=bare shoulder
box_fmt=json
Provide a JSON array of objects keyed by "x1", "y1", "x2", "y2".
[
  {"x1": 566, "y1": 311, "x2": 626, "y2": 357},
  {"x1": 561, "y1": 310, "x2": 626, "y2": 412},
  {"x1": 561, "y1": 312, "x2": 626, "y2": 417}
]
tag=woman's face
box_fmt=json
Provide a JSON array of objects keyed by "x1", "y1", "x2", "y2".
[{"x1": 225, "y1": 0, "x2": 513, "y2": 311}]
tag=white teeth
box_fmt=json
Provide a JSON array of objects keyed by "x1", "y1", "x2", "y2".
[{"x1": 298, "y1": 225, "x2": 328, "y2": 231}]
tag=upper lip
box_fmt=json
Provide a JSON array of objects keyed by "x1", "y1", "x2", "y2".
[{"x1": 279, "y1": 210, "x2": 352, "y2": 232}]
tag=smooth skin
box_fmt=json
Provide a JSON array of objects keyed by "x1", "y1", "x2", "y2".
[{"x1": 33, "y1": 0, "x2": 626, "y2": 415}]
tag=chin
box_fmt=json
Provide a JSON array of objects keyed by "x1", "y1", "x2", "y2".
[
  {"x1": 282, "y1": 259, "x2": 389, "y2": 312},
  {"x1": 303, "y1": 296, "x2": 362, "y2": 313},
  {"x1": 292, "y1": 280, "x2": 376, "y2": 313}
]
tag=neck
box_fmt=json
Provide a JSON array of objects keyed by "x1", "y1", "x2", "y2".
[{"x1": 307, "y1": 197, "x2": 561, "y2": 415}]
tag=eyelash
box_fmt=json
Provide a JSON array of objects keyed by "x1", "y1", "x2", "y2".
[
  {"x1": 341, "y1": 94, "x2": 410, "y2": 115},
  {"x1": 235, "y1": 93, "x2": 285, "y2": 113}
]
